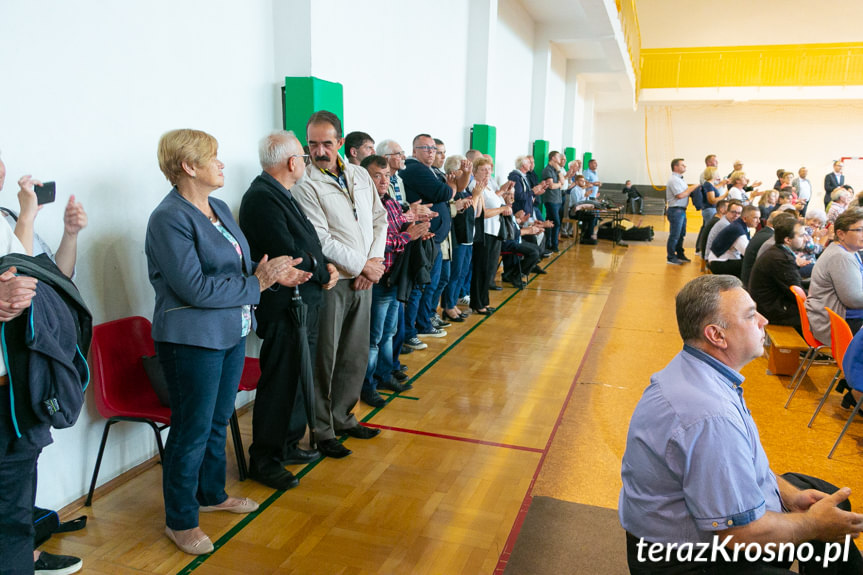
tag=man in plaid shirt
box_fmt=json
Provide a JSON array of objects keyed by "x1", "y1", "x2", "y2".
[{"x1": 360, "y1": 155, "x2": 430, "y2": 407}]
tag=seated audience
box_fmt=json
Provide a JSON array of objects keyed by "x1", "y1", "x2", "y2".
[
  {"x1": 827, "y1": 188, "x2": 852, "y2": 224},
  {"x1": 748, "y1": 215, "x2": 806, "y2": 328},
  {"x1": 707, "y1": 204, "x2": 759, "y2": 277},
  {"x1": 758, "y1": 189, "x2": 778, "y2": 225},
  {"x1": 568, "y1": 173, "x2": 599, "y2": 245},
  {"x1": 499, "y1": 187, "x2": 542, "y2": 288},
  {"x1": 705, "y1": 200, "x2": 742, "y2": 260},
  {"x1": 622, "y1": 179, "x2": 643, "y2": 214},
  {"x1": 620, "y1": 274, "x2": 863, "y2": 574},
  {"x1": 741, "y1": 209, "x2": 788, "y2": 288},
  {"x1": 805, "y1": 207, "x2": 863, "y2": 344}
]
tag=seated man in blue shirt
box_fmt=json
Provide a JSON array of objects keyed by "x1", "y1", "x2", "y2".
[{"x1": 619, "y1": 275, "x2": 863, "y2": 574}]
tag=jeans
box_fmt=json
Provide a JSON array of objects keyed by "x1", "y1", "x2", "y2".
[
  {"x1": 363, "y1": 284, "x2": 399, "y2": 394},
  {"x1": 666, "y1": 206, "x2": 687, "y2": 260},
  {"x1": 409, "y1": 245, "x2": 442, "y2": 336},
  {"x1": 545, "y1": 202, "x2": 561, "y2": 250},
  {"x1": 430, "y1": 258, "x2": 450, "y2": 317},
  {"x1": 156, "y1": 338, "x2": 245, "y2": 530},
  {"x1": 628, "y1": 196, "x2": 643, "y2": 214},
  {"x1": 392, "y1": 302, "x2": 405, "y2": 370},
  {"x1": 445, "y1": 243, "x2": 471, "y2": 309}
]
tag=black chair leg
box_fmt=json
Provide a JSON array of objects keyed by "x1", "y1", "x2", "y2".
[
  {"x1": 229, "y1": 410, "x2": 247, "y2": 481},
  {"x1": 86, "y1": 420, "x2": 116, "y2": 506},
  {"x1": 145, "y1": 420, "x2": 166, "y2": 462}
]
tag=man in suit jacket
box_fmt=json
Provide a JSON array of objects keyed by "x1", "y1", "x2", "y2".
[
  {"x1": 824, "y1": 160, "x2": 845, "y2": 209},
  {"x1": 740, "y1": 209, "x2": 787, "y2": 288},
  {"x1": 239, "y1": 131, "x2": 339, "y2": 488},
  {"x1": 748, "y1": 217, "x2": 805, "y2": 328}
]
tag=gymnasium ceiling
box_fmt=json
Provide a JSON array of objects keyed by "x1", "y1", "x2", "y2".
[{"x1": 517, "y1": 0, "x2": 863, "y2": 109}]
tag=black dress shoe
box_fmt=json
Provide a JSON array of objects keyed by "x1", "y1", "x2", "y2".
[
  {"x1": 490, "y1": 284, "x2": 502, "y2": 291},
  {"x1": 486, "y1": 306, "x2": 496, "y2": 312},
  {"x1": 836, "y1": 378, "x2": 849, "y2": 394},
  {"x1": 443, "y1": 312, "x2": 465, "y2": 323},
  {"x1": 378, "y1": 378, "x2": 413, "y2": 393},
  {"x1": 318, "y1": 438, "x2": 352, "y2": 458},
  {"x1": 471, "y1": 308, "x2": 491, "y2": 316},
  {"x1": 399, "y1": 346, "x2": 414, "y2": 355},
  {"x1": 392, "y1": 370, "x2": 409, "y2": 382},
  {"x1": 282, "y1": 446, "x2": 320, "y2": 465},
  {"x1": 336, "y1": 425, "x2": 381, "y2": 439},
  {"x1": 458, "y1": 311, "x2": 469, "y2": 319},
  {"x1": 361, "y1": 389, "x2": 387, "y2": 408},
  {"x1": 249, "y1": 459, "x2": 300, "y2": 490},
  {"x1": 398, "y1": 364, "x2": 409, "y2": 373},
  {"x1": 531, "y1": 266, "x2": 547, "y2": 274}
]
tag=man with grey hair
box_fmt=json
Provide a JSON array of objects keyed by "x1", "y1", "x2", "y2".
[
  {"x1": 377, "y1": 139, "x2": 408, "y2": 207},
  {"x1": 239, "y1": 130, "x2": 339, "y2": 488},
  {"x1": 620, "y1": 275, "x2": 863, "y2": 573}
]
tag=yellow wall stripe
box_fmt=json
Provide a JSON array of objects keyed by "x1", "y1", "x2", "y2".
[{"x1": 641, "y1": 43, "x2": 863, "y2": 89}]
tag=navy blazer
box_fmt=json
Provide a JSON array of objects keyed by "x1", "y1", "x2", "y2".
[
  {"x1": 400, "y1": 158, "x2": 453, "y2": 243},
  {"x1": 146, "y1": 188, "x2": 260, "y2": 349}
]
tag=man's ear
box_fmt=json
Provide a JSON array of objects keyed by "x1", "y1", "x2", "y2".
[{"x1": 703, "y1": 324, "x2": 727, "y2": 349}]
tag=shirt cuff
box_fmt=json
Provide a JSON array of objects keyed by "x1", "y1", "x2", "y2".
[{"x1": 694, "y1": 500, "x2": 766, "y2": 531}]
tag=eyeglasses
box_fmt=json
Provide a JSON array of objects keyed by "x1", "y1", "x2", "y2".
[
  {"x1": 415, "y1": 146, "x2": 437, "y2": 152},
  {"x1": 289, "y1": 154, "x2": 311, "y2": 166},
  {"x1": 384, "y1": 152, "x2": 406, "y2": 158},
  {"x1": 846, "y1": 227, "x2": 863, "y2": 233}
]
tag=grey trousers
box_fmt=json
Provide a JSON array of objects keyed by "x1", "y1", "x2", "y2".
[{"x1": 315, "y1": 279, "x2": 372, "y2": 440}]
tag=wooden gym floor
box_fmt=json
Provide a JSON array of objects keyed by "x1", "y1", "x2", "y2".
[{"x1": 44, "y1": 213, "x2": 863, "y2": 574}]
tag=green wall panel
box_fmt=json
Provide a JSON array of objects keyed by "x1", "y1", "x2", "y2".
[
  {"x1": 283, "y1": 76, "x2": 344, "y2": 146},
  {"x1": 564, "y1": 147, "x2": 576, "y2": 165},
  {"x1": 471, "y1": 124, "x2": 497, "y2": 172},
  {"x1": 532, "y1": 140, "x2": 549, "y2": 179}
]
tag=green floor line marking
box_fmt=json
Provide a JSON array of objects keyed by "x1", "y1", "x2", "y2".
[
  {"x1": 176, "y1": 450, "x2": 330, "y2": 574},
  {"x1": 379, "y1": 392, "x2": 419, "y2": 400},
  {"x1": 178, "y1": 240, "x2": 576, "y2": 574},
  {"x1": 522, "y1": 287, "x2": 607, "y2": 295}
]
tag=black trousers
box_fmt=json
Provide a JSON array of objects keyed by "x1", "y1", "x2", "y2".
[
  {"x1": 502, "y1": 240, "x2": 541, "y2": 279},
  {"x1": 626, "y1": 472, "x2": 863, "y2": 574},
  {"x1": 249, "y1": 306, "x2": 319, "y2": 464},
  {"x1": 0, "y1": 395, "x2": 42, "y2": 574},
  {"x1": 708, "y1": 259, "x2": 742, "y2": 278}
]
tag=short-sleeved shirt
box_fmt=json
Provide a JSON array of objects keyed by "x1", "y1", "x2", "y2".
[
  {"x1": 666, "y1": 173, "x2": 690, "y2": 209},
  {"x1": 619, "y1": 345, "x2": 781, "y2": 544},
  {"x1": 541, "y1": 165, "x2": 562, "y2": 205},
  {"x1": 583, "y1": 168, "x2": 599, "y2": 198},
  {"x1": 483, "y1": 189, "x2": 504, "y2": 236}
]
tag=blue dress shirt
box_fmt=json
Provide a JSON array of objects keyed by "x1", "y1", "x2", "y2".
[{"x1": 619, "y1": 345, "x2": 781, "y2": 543}]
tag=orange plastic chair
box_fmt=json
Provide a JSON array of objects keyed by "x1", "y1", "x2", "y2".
[
  {"x1": 808, "y1": 308, "x2": 853, "y2": 427},
  {"x1": 784, "y1": 286, "x2": 831, "y2": 408}
]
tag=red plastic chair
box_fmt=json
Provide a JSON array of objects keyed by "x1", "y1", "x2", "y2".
[
  {"x1": 784, "y1": 286, "x2": 831, "y2": 408},
  {"x1": 86, "y1": 316, "x2": 169, "y2": 505},
  {"x1": 229, "y1": 357, "x2": 260, "y2": 481},
  {"x1": 86, "y1": 317, "x2": 258, "y2": 504},
  {"x1": 808, "y1": 308, "x2": 854, "y2": 427}
]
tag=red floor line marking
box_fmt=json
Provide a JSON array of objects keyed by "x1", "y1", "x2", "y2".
[
  {"x1": 493, "y1": 318, "x2": 605, "y2": 574},
  {"x1": 361, "y1": 423, "x2": 544, "y2": 453}
]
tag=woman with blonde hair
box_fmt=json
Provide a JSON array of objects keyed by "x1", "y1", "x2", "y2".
[{"x1": 146, "y1": 129, "x2": 309, "y2": 555}]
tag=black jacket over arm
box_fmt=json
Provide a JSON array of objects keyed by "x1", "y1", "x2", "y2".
[{"x1": 239, "y1": 172, "x2": 330, "y2": 317}]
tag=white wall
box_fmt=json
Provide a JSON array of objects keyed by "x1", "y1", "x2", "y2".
[
  {"x1": 306, "y1": 0, "x2": 472, "y2": 157},
  {"x1": 594, "y1": 101, "x2": 863, "y2": 195},
  {"x1": 490, "y1": 0, "x2": 535, "y2": 173},
  {"x1": 543, "y1": 44, "x2": 568, "y2": 152},
  {"x1": 0, "y1": 0, "x2": 277, "y2": 510}
]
